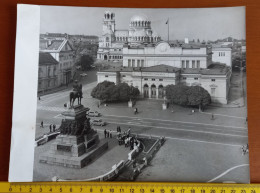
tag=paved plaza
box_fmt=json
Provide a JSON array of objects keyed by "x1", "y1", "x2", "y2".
[{"x1": 34, "y1": 70, "x2": 249, "y2": 182}]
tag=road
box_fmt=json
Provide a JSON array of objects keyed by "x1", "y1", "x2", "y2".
[{"x1": 35, "y1": 70, "x2": 249, "y2": 183}]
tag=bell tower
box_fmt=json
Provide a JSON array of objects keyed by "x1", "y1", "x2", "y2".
[{"x1": 102, "y1": 11, "x2": 115, "y2": 34}]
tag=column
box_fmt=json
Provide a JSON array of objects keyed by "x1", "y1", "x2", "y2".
[
  {"x1": 148, "y1": 86, "x2": 151, "y2": 98},
  {"x1": 156, "y1": 87, "x2": 159, "y2": 99}
]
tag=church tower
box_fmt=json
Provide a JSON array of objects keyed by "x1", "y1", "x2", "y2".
[{"x1": 101, "y1": 11, "x2": 116, "y2": 48}]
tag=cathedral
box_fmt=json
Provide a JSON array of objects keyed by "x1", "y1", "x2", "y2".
[{"x1": 97, "y1": 11, "x2": 161, "y2": 61}]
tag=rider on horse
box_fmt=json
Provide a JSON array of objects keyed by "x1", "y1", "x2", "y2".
[{"x1": 70, "y1": 80, "x2": 83, "y2": 107}]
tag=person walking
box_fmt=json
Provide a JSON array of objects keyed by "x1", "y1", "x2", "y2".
[
  {"x1": 53, "y1": 124, "x2": 56, "y2": 132},
  {"x1": 40, "y1": 121, "x2": 44, "y2": 128},
  {"x1": 211, "y1": 113, "x2": 214, "y2": 120},
  {"x1": 49, "y1": 124, "x2": 52, "y2": 132},
  {"x1": 109, "y1": 130, "x2": 112, "y2": 138},
  {"x1": 118, "y1": 126, "x2": 121, "y2": 133},
  {"x1": 104, "y1": 129, "x2": 107, "y2": 138}
]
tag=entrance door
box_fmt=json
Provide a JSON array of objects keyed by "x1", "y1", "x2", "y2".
[
  {"x1": 158, "y1": 85, "x2": 164, "y2": 98},
  {"x1": 151, "y1": 85, "x2": 156, "y2": 98},
  {"x1": 143, "y1": 84, "x2": 149, "y2": 98}
]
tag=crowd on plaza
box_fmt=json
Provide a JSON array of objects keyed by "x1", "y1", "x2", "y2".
[{"x1": 104, "y1": 126, "x2": 140, "y2": 151}]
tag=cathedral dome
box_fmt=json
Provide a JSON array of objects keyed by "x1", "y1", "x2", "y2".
[
  {"x1": 130, "y1": 15, "x2": 149, "y2": 22},
  {"x1": 133, "y1": 30, "x2": 147, "y2": 37}
]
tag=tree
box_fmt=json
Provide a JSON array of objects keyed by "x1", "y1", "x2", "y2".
[
  {"x1": 186, "y1": 86, "x2": 211, "y2": 108},
  {"x1": 166, "y1": 84, "x2": 189, "y2": 106},
  {"x1": 91, "y1": 81, "x2": 140, "y2": 102},
  {"x1": 80, "y1": 55, "x2": 94, "y2": 70},
  {"x1": 166, "y1": 84, "x2": 211, "y2": 108}
]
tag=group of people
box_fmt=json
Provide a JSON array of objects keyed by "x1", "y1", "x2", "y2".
[
  {"x1": 40, "y1": 121, "x2": 56, "y2": 133},
  {"x1": 242, "y1": 144, "x2": 249, "y2": 155},
  {"x1": 104, "y1": 129, "x2": 113, "y2": 138},
  {"x1": 116, "y1": 127, "x2": 139, "y2": 150}
]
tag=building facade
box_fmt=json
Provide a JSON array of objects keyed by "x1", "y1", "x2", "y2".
[
  {"x1": 212, "y1": 45, "x2": 232, "y2": 67},
  {"x1": 40, "y1": 38, "x2": 75, "y2": 86},
  {"x1": 96, "y1": 12, "x2": 232, "y2": 104},
  {"x1": 38, "y1": 52, "x2": 59, "y2": 94},
  {"x1": 97, "y1": 11, "x2": 161, "y2": 61}
]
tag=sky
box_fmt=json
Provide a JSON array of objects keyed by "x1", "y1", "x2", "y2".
[{"x1": 40, "y1": 6, "x2": 245, "y2": 41}]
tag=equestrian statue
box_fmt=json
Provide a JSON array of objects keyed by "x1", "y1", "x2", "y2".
[{"x1": 70, "y1": 80, "x2": 83, "y2": 107}]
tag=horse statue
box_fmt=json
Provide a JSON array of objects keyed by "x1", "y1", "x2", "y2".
[{"x1": 69, "y1": 80, "x2": 83, "y2": 107}]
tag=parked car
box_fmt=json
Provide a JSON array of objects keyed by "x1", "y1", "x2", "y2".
[
  {"x1": 90, "y1": 119, "x2": 106, "y2": 126},
  {"x1": 80, "y1": 73, "x2": 87, "y2": 77},
  {"x1": 87, "y1": 111, "x2": 101, "y2": 117}
]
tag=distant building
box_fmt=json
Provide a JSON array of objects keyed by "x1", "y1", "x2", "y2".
[
  {"x1": 97, "y1": 12, "x2": 232, "y2": 104},
  {"x1": 97, "y1": 11, "x2": 161, "y2": 61},
  {"x1": 212, "y1": 45, "x2": 232, "y2": 67},
  {"x1": 122, "y1": 41, "x2": 212, "y2": 69},
  {"x1": 40, "y1": 38, "x2": 75, "y2": 86},
  {"x1": 38, "y1": 52, "x2": 59, "y2": 94}
]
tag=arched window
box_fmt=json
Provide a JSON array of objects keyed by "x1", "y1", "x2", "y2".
[{"x1": 106, "y1": 37, "x2": 109, "y2": 42}]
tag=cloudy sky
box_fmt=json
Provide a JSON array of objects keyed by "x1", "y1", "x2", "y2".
[{"x1": 40, "y1": 6, "x2": 245, "y2": 41}]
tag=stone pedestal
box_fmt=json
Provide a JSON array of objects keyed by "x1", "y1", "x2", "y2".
[
  {"x1": 162, "y1": 103, "x2": 167, "y2": 110},
  {"x1": 128, "y1": 100, "x2": 133, "y2": 108},
  {"x1": 39, "y1": 104, "x2": 108, "y2": 168}
]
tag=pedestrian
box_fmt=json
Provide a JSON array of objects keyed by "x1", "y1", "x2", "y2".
[
  {"x1": 40, "y1": 121, "x2": 44, "y2": 128},
  {"x1": 64, "y1": 103, "x2": 67, "y2": 108},
  {"x1": 97, "y1": 104, "x2": 100, "y2": 108},
  {"x1": 118, "y1": 126, "x2": 121, "y2": 133},
  {"x1": 245, "y1": 117, "x2": 248, "y2": 124},
  {"x1": 104, "y1": 129, "x2": 107, "y2": 138},
  {"x1": 110, "y1": 130, "x2": 112, "y2": 138},
  {"x1": 211, "y1": 113, "x2": 214, "y2": 120},
  {"x1": 49, "y1": 124, "x2": 52, "y2": 132},
  {"x1": 53, "y1": 124, "x2": 56, "y2": 132},
  {"x1": 38, "y1": 96, "x2": 41, "y2": 100}
]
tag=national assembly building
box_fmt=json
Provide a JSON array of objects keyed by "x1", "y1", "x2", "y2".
[{"x1": 97, "y1": 11, "x2": 232, "y2": 104}]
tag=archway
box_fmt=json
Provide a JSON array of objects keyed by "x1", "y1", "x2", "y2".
[
  {"x1": 104, "y1": 55, "x2": 108, "y2": 60},
  {"x1": 143, "y1": 84, "x2": 149, "y2": 98},
  {"x1": 151, "y1": 84, "x2": 156, "y2": 98},
  {"x1": 158, "y1": 85, "x2": 164, "y2": 98}
]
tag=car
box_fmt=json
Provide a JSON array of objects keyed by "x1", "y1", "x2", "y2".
[
  {"x1": 87, "y1": 111, "x2": 101, "y2": 117},
  {"x1": 90, "y1": 119, "x2": 106, "y2": 126},
  {"x1": 80, "y1": 73, "x2": 87, "y2": 77}
]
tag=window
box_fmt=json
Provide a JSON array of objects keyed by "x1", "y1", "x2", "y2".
[
  {"x1": 159, "y1": 79, "x2": 163, "y2": 81},
  {"x1": 211, "y1": 79, "x2": 215, "y2": 82},
  {"x1": 182, "y1": 60, "x2": 185, "y2": 68},
  {"x1": 132, "y1": 59, "x2": 135, "y2": 67},
  {"x1": 194, "y1": 77, "x2": 198, "y2": 80},
  {"x1": 141, "y1": 60, "x2": 144, "y2": 67},
  {"x1": 152, "y1": 78, "x2": 155, "y2": 81},
  {"x1": 186, "y1": 60, "x2": 189, "y2": 68},
  {"x1": 105, "y1": 75, "x2": 109, "y2": 77},
  {"x1": 197, "y1": 60, "x2": 200, "y2": 68},
  {"x1": 122, "y1": 75, "x2": 126, "y2": 77},
  {"x1": 144, "y1": 78, "x2": 148, "y2": 81},
  {"x1": 183, "y1": 77, "x2": 187, "y2": 80},
  {"x1": 137, "y1": 60, "x2": 140, "y2": 67},
  {"x1": 192, "y1": 60, "x2": 195, "y2": 68}
]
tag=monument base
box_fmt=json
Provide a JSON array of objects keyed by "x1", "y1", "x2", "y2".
[{"x1": 39, "y1": 140, "x2": 108, "y2": 169}]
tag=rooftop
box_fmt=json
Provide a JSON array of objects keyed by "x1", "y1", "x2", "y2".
[
  {"x1": 39, "y1": 52, "x2": 58, "y2": 66},
  {"x1": 100, "y1": 64, "x2": 180, "y2": 73},
  {"x1": 182, "y1": 63, "x2": 229, "y2": 75}
]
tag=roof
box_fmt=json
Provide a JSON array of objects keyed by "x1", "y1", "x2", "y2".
[
  {"x1": 39, "y1": 52, "x2": 58, "y2": 66},
  {"x1": 100, "y1": 64, "x2": 180, "y2": 73},
  {"x1": 182, "y1": 63, "x2": 229, "y2": 75},
  {"x1": 39, "y1": 39, "x2": 73, "y2": 52}
]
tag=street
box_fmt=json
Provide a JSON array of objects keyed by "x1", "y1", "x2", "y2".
[{"x1": 35, "y1": 70, "x2": 249, "y2": 183}]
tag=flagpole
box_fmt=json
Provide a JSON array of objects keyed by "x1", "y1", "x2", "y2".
[{"x1": 168, "y1": 18, "x2": 169, "y2": 43}]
